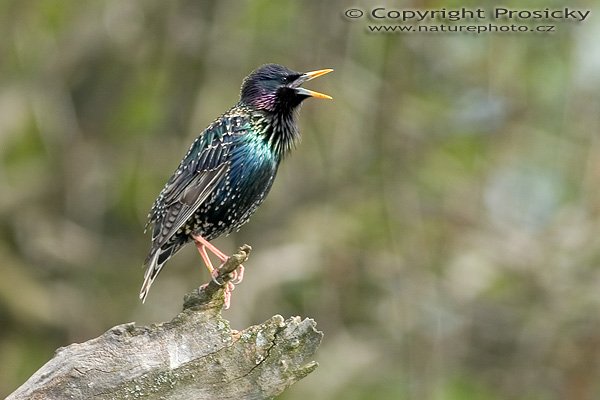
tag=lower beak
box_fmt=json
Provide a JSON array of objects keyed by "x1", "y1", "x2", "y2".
[{"x1": 294, "y1": 68, "x2": 333, "y2": 100}]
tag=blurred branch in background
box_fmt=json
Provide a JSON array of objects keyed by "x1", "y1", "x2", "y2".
[{"x1": 2, "y1": 0, "x2": 600, "y2": 399}]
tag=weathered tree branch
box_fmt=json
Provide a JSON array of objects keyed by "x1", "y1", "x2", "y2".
[{"x1": 7, "y1": 245, "x2": 323, "y2": 400}]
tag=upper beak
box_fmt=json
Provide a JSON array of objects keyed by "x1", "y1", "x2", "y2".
[{"x1": 293, "y1": 68, "x2": 333, "y2": 100}]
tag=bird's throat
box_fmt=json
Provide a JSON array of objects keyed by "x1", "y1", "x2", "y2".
[{"x1": 254, "y1": 110, "x2": 300, "y2": 159}]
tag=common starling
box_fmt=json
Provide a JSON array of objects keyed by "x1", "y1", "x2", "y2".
[{"x1": 141, "y1": 64, "x2": 333, "y2": 306}]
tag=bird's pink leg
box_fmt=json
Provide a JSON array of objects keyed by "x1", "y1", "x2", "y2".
[
  {"x1": 193, "y1": 241, "x2": 225, "y2": 285},
  {"x1": 192, "y1": 234, "x2": 241, "y2": 309},
  {"x1": 192, "y1": 233, "x2": 245, "y2": 284},
  {"x1": 192, "y1": 233, "x2": 228, "y2": 261}
]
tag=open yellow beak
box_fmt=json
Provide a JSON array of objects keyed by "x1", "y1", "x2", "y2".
[{"x1": 295, "y1": 68, "x2": 333, "y2": 100}]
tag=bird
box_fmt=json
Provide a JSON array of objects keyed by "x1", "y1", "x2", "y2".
[{"x1": 140, "y1": 64, "x2": 333, "y2": 307}]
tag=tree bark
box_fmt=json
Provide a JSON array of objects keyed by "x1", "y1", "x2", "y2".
[{"x1": 7, "y1": 245, "x2": 323, "y2": 400}]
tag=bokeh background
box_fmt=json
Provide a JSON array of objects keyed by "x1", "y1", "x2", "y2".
[{"x1": 2, "y1": 0, "x2": 600, "y2": 399}]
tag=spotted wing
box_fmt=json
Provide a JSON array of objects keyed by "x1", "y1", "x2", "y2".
[{"x1": 147, "y1": 115, "x2": 249, "y2": 251}]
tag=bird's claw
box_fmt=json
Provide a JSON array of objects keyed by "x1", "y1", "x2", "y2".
[
  {"x1": 211, "y1": 269, "x2": 226, "y2": 286},
  {"x1": 230, "y1": 264, "x2": 245, "y2": 285},
  {"x1": 205, "y1": 254, "x2": 245, "y2": 309},
  {"x1": 223, "y1": 281, "x2": 235, "y2": 309}
]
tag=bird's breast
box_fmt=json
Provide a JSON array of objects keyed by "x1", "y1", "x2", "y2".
[{"x1": 195, "y1": 138, "x2": 279, "y2": 239}]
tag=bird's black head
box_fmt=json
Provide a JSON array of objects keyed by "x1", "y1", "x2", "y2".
[{"x1": 240, "y1": 64, "x2": 332, "y2": 112}]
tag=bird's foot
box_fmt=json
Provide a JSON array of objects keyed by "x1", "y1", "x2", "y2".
[
  {"x1": 230, "y1": 264, "x2": 245, "y2": 285},
  {"x1": 210, "y1": 268, "x2": 227, "y2": 286},
  {"x1": 216, "y1": 261, "x2": 245, "y2": 309},
  {"x1": 223, "y1": 281, "x2": 235, "y2": 309},
  {"x1": 211, "y1": 258, "x2": 244, "y2": 285}
]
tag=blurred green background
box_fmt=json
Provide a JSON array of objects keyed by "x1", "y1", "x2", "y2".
[{"x1": 2, "y1": 0, "x2": 600, "y2": 398}]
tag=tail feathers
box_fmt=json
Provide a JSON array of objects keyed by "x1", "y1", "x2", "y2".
[{"x1": 139, "y1": 244, "x2": 179, "y2": 303}]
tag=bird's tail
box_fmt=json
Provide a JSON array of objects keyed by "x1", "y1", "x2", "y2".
[{"x1": 139, "y1": 243, "x2": 181, "y2": 303}]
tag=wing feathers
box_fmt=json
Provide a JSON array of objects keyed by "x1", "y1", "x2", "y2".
[
  {"x1": 154, "y1": 165, "x2": 228, "y2": 250},
  {"x1": 141, "y1": 114, "x2": 250, "y2": 302}
]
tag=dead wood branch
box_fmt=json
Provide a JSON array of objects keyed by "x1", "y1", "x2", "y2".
[{"x1": 7, "y1": 245, "x2": 322, "y2": 400}]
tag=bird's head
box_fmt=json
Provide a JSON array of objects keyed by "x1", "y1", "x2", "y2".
[{"x1": 240, "y1": 64, "x2": 333, "y2": 112}]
